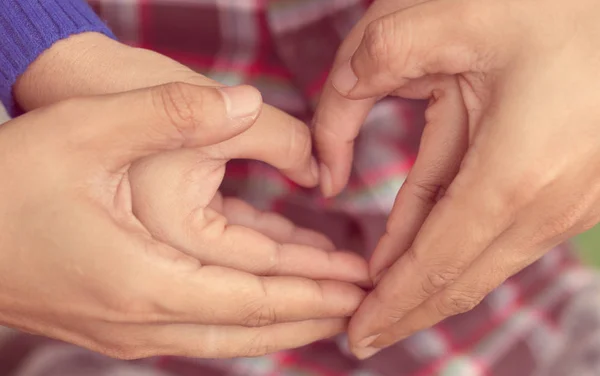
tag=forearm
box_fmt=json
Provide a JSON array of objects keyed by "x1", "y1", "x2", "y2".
[{"x1": 0, "y1": 0, "x2": 114, "y2": 115}]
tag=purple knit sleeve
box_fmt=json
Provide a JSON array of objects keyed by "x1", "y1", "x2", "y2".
[{"x1": 0, "y1": 0, "x2": 115, "y2": 116}]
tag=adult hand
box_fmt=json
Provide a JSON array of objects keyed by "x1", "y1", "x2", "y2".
[
  {"x1": 14, "y1": 31, "x2": 370, "y2": 283},
  {"x1": 315, "y1": 0, "x2": 600, "y2": 358},
  {"x1": 0, "y1": 83, "x2": 366, "y2": 359}
]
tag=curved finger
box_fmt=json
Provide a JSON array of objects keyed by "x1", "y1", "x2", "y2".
[
  {"x1": 369, "y1": 75, "x2": 469, "y2": 280},
  {"x1": 313, "y1": 0, "x2": 420, "y2": 196},
  {"x1": 130, "y1": 150, "x2": 369, "y2": 284},
  {"x1": 219, "y1": 197, "x2": 336, "y2": 251}
]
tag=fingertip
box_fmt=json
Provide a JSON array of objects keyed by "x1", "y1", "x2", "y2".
[
  {"x1": 331, "y1": 60, "x2": 358, "y2": 96},
  {"x1": 329, "y1": 251, "x2": 371, "y2": 286},
  {"x1": 351, "y1": 343, "x2": 381, "y2": 360},
  {"x1": 218, "y1": 85, "x2": 263, "y2": 120},
  {"x1": 321, "y1": 280, "x2": 367, "y2": 315},
  {"x1": 294, "y1": 156, "x2": 320, "y2": 188},
  {"x1": 319, "y1": 162, "x2": 335, "y2": 197}
]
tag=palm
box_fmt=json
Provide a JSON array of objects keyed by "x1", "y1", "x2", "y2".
[{"x1": 128, "y1": 144, "x2": 369, "y2": 283}]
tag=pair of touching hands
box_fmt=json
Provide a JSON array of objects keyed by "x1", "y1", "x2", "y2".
[{"x1": 4, "y1": 0, "x2": 600, "y2": 360}]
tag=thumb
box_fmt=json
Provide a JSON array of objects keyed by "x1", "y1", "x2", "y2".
[
  {"x1": 331, "y1": 0, "x2": 501, "y2": 99},
  {"x1": 62, "y1": 83, "x2": 262, "y2": 169}
]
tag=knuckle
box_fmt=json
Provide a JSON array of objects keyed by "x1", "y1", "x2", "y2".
[
  {"x1": 409, "y1": 179, "x2": 444, "y2": 206},
  {"x1": 411, "y1": 254, "x2": 464, "y2": 297},
  {"x1": 435, "y1": 289, "x2": 483, "y2": 317},
  {"x1": 363, "y1": 18, "x2": 397, "y2": 70},
  {"x1": 152, "y1": 82, "x2": 217, "y2": 138},
  {"x1": 422, "y1": 267, "x2": 460, "y2": 296},
  {"x1": 238, "y1": 299, "x2": 277, "y2": 327},
  {"x1": 183, "y1": 206, "x2": 227, "y2": 242}
]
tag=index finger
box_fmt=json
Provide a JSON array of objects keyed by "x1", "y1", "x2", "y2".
[
  {"x1": 313, "y1": 0, "x2": 428, "y2": 196},
  {"x1": 348, "y1": 165, "x2": 516, "y2": 354}
]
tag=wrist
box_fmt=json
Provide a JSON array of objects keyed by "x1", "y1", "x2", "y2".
[{"x1": 14, "y1": 32, "x2": 125, "y2": 112}]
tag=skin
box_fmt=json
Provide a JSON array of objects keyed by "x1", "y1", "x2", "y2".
[
  {"x1": 314, "y1": 0, "x2": 600, "y2": 359},
  {"x1": 2, "y1": 35, "x2": 371, "y2": 359}
]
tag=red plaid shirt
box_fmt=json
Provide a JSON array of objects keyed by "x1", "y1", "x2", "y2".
[{"x1": 78, "y1": 1, "x2": 600, "y2": 376}]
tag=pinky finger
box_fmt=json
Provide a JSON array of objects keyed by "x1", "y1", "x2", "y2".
[{"x1": 131, "y1": 319, "x2": 348, "y2": 359}]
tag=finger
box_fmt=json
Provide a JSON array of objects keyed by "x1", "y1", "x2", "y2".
[
  {"x1": 360, "y1": 215, "x2": 568, "y2": 356},
  {"x1": 49, "y1": 83, "x2": 262, "y2": 170},
  {"x1": 147, "y1": 263, "x2": 366, "y2": 326},
  {"x1": 313, "y1": 0, "x2": 430, "y2": 196},
  {"x1": 313, "y1": 88, "x2": 376, "y2": 196},
  {"x1": 348, "y1": 158, "x2": 520, "y2": 353},
  {"x1": 369, "y1": 75, "x2": 469, "y2": 280},
  {"x1": 115, "y1": 318, "x2": 347, "y2": 359},
  {"x1": 130, "y1": 150, "x2": 369, "y2": 284},
  {"x1": 358, "y1": 169, "x2": 600, "y2": 353},
  {"x1": 331, "y1": 0, "x2": 499, "y2": 99},
  {"x1": 219, "y1": 197, "x2": 336, "y2": 251},
  {"x1": 206, "y1": 105, "x2": 320, "y2": 187}
]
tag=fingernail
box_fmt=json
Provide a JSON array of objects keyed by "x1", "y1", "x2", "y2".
[
  {"x1": 331, "y1": 60, "x2": 358, "y2": 95},
  {"x1": 357, "y1": 334, "x2": 381, "y2": 348},
  {"x1": 320, "y1": 163, "x2": 334, "y2": 197},
  {"x1": 218, "y1": 85, "x2": 261, "y2": 119},
  {"x1": 310, "y1": 157, "x2": 320, "y2": 182},
  {"x1": 353, "y1": 346, "x2": 381, "y2": 360},
  {"x1": 352, "y1": 334, "x2": 382, "y2": 360}
]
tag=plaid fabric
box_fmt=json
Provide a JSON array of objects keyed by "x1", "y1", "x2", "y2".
[{"x1": 38, "y1": 1, "x2": 598, "y2": 375}]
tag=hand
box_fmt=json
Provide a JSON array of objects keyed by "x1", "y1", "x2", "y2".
[
  {"x1": 0, "y1": 83, "x2": 366, "y2": 359},
  {"x1": 314, "y1": 0, "x2": 600, "y2": 358},
  {"x1": 14, "y1": 32, "x2": 369, "y2": 284}
]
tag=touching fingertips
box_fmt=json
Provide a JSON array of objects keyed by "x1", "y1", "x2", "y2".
[
  {"x1": 331, "y1": 60, "x2": 358, "y2": 95},
  {"x1": 218, "y1": 85, "x2": 262, "y2": 119}
]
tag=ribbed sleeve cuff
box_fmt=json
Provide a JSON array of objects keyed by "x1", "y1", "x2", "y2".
[{"x1": 0, "y1": 0, "x2": 115, "y2": 116}]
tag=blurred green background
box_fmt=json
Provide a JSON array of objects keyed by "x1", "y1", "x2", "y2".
[{"x1": 577, "y1": 225, "x2": 600, "y2": 265}]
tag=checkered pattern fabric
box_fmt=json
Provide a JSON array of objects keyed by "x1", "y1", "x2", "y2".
[{"x1": 32, "y1": 1, "x2": 595, "y2": 375}]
